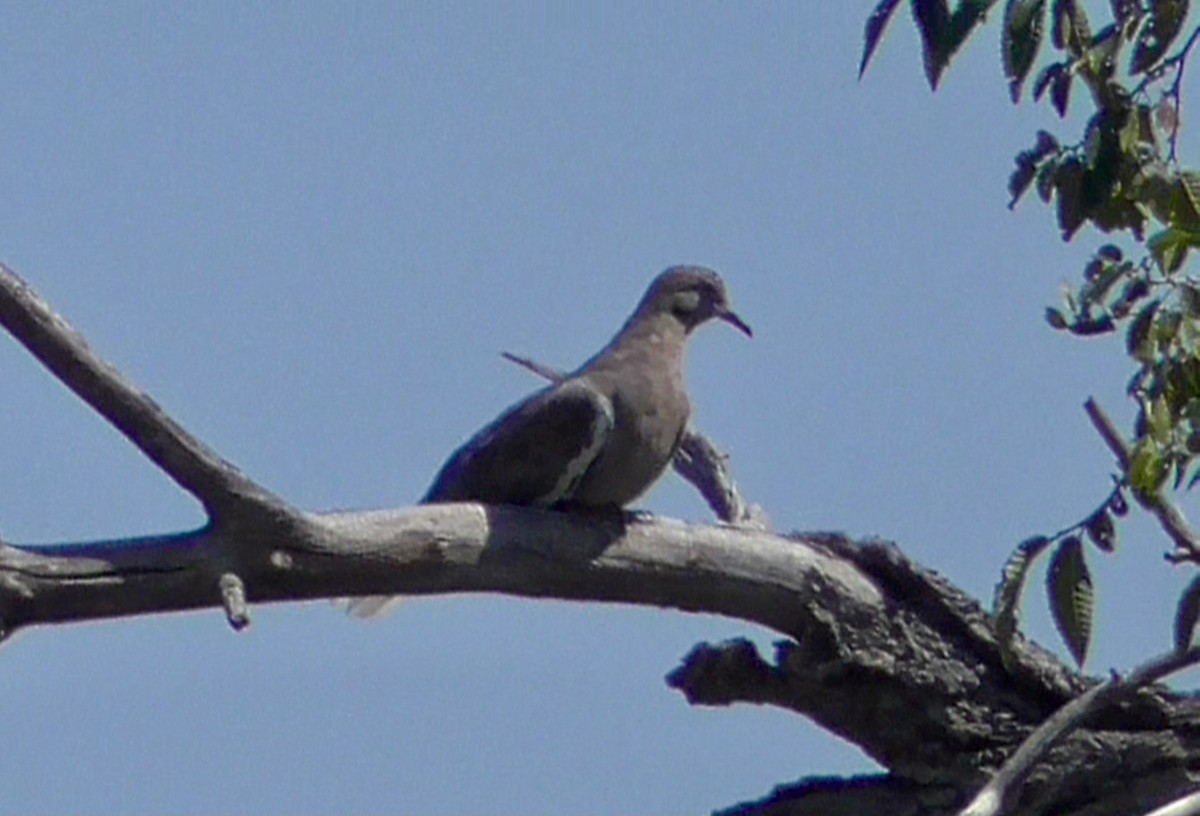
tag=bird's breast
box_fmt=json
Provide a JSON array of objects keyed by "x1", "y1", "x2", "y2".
[{"x1": 568, "y1": 363, "x2": 690, "y2": 508}]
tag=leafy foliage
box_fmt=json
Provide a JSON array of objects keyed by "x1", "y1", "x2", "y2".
[
  {"x1": 1004, "y1": 0, "x2": 1048, "y2": 102},
  {"x1": 862, "y1": 0, "x2": 1200, "y2": 662},
  {"x1": 860, "y1": 0, "x2": 1001, "y2": 86},
  {"x1": 994, "y1": 483, "x2": 1124, "y2": 667}
]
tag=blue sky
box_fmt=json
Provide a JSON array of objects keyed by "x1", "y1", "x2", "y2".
[{"x1": 0, "y1": 4, "x2": 1194, "y2": 814}]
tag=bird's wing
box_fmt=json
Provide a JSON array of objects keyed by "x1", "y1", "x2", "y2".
[
  {"x1": 423, "y1": 379, "x2": 615, "y2": 506},
  {"x1": 341, "y1": 381, "x2": 614, "y2": 620}
]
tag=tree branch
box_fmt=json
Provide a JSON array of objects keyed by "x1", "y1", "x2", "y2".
[
  {"x1": 6, "y1": 509, "x2": 1200, "y2": 816},
  {"x1": 0, "y1": 262, "x2": 294, "y2": 523},
  {"x1": 2, "y1": 266, "x2": 1199, "y2": 816},
  {"x1": 959, "y1": 644, "x2": 1200, "y2": 816},
  {"x1": 665, "y1": 535, "x2": 1200, "y2": 816}
]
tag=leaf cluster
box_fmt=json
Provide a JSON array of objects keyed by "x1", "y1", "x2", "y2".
[
  {"x1": 861, "y1": 1, "x2": 1200, "y2": 662},
  {"x1": 994, "y1": 482, "x2": 1125, "y2": 666}
]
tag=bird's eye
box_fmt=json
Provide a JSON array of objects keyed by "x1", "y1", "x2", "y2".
[{"x1": 672, "y1": 290, "x2": 701, "y2": 316}]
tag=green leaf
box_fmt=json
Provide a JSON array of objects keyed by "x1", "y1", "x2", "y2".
[
  {"x1": 1055, "y1": 157, "x2": 1086, "y2": 239},
  {"x1": 1051, "y1": 0, "x2": 1091, "y2": 57},
  {"x1": 1045, "y1": 306, "x2": 1070, "y2": 329},
  {"x1": 1036, "y1": 161, "x2": 1058, "y2": 202},
  {"x1": 1046, "y1": 536, "x2": 1094, "y2": 666},
  {"x1": 993, "y1": 535, "x2": 1053, "y2": 667},
  {"x1": 859, "y1": 0, "x2": 905, "y2": 78},
  {"x1": 1127, "y1": 299, "x2": 1161, "y2": 359},
  {"x1": 1080, "y1": 256, "x2": 1123, "y2": 307},
  {"x1": 1132, "y1": 162, "x2": 1180, "y2": 225},
  {"x1": 1009, "y1": 130, "x2": 1060, "y2": 208},
  {"x1": 1083, "y1": 23, "x2": 1120, "y2": 79},
  {"x1": 1111, "y1": 277, "x2": 1150, "y2": 318},
  {"x1": 911, "y1": 0, "x2": 1000, "y2": 89},
  {"x1": 1032, "y1": 61, "x2": 1064, "y2": 101},
  {"x1": 1070, "y1": 314, "x2": 1116, "y2": 335},
  {"x1": 1148, "y1": 227, "x2": 1200, "y2": 274},
  {"x1": 1084, "y1": 507, "x2": 1117, "y2": 552},
  {"x1": 1130, "y1": 438, "x2": 1170, "y2": 499},
  {"x1": 1174, "y1": 574, "x2": 1200, "y2": 652},
  {"x1": 1148, "y1": 394, "x2": 1174, "y2": 441},
  {"x1": 1004, "y1": 0, "x2": 1048, "y2": 102},
  {"x1": 1179, "y1": 172, "x2": 1200, "y2": 223},
  {"x1": 1050, "y1": 66, "x2": 1073, "y2": 117},
  {"x1": 1009, "y1": 156, "x2": 1038, "y2": 208},
  {"x1": 1131, "y1": 0, "x2": 1189, "y2": 74},
  {"x1": 913, "y1": 0, "x2": 953, "y2": 88}
]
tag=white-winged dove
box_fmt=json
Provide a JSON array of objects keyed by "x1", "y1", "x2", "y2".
[{"x1": 346, "y1": 266, "x2": 749, "y2": 617}]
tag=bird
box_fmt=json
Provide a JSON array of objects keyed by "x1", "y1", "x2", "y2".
[{"x1": 345, "y1": 265, "x2": 750, "y2": 617}]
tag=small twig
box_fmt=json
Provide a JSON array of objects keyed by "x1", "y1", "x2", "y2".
[
  {"x1": 674, "y1": 428, "x2": 763, "y2": 528},
  {"x1": 218, "y1": 572, "x2": 251, "y2": 631},
  {"x1": 960, "y1": 644, "x2": 1200, "y2": 816},
  {"x1": 499, "y1": 351, "x2": 764, "y2": 527},
  {"x1": 0, "y1": 263, "x2": 293, "y2": 522},
  {"x1": 499, "y1": 351, "x2": 566, "y2": 383},
  {"x1": 1084, "y1": 397, "x2": 1132, "y2": 470},
  {"x1": 1084, "y1": 397, "x2": 1200, "y2": 560}
]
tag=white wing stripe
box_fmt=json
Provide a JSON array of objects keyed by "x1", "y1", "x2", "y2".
[{"x1": 537, "y1": 384, "x2": 613, "y2": 507}]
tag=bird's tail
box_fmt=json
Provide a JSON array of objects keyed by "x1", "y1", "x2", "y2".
[{"x1": 336, "y1": 595, "x2": 405, "y2": 619}]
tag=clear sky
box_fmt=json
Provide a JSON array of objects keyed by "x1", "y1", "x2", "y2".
[{"x1": 1, "y1": 4, "x2": 1194, "y2": 814}]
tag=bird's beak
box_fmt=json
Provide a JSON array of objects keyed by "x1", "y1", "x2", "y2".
[{"x1": 718, "y1": 307, "x2": 753, "y2": 338}]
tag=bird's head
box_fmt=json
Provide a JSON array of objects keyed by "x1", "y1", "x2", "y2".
[{"x1": 639, "y1": 266, "x2": 752, "y2": 337}]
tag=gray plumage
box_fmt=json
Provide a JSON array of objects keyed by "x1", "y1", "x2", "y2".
[
  {"x1": 423, "y1": 265, "x2": 750, "y2": 509},
  {"x1": 345, "y1": 266, "x2": 749, "y2": 618}
]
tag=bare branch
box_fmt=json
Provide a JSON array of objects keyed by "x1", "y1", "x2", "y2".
[
  {"x1": 8, "y1": 508, "x2": 1190, "y2": 816},
  {"x1": 2, "y1": 267, "x2": 1198, "y2": 815},
  {"x1": 0, "y1": 510, "x2": 868, "y2": 635},
  {"x1": 1084, "y1": 397, "x2": 1200, "y2": 560},
  {"x1": 673, "y1": 430, "x2": 767, "y2": 529},
  {"x1": 0, "y1": 262, "x2": 292, "y2": 521},
  {"x1": 499, "y1": 350, "x2": 566, "y2": 383},
  {"x1": 1085, "y1": 397, "x2": 1134, "y2": 470}
]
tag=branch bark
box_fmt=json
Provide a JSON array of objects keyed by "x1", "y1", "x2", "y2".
[
  {"x1": 2, "y1": 263, "x2": 1199, "y2": 816},
  {"x1": 0, "y1": 264, "x2": 295, "y2": 524}
]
